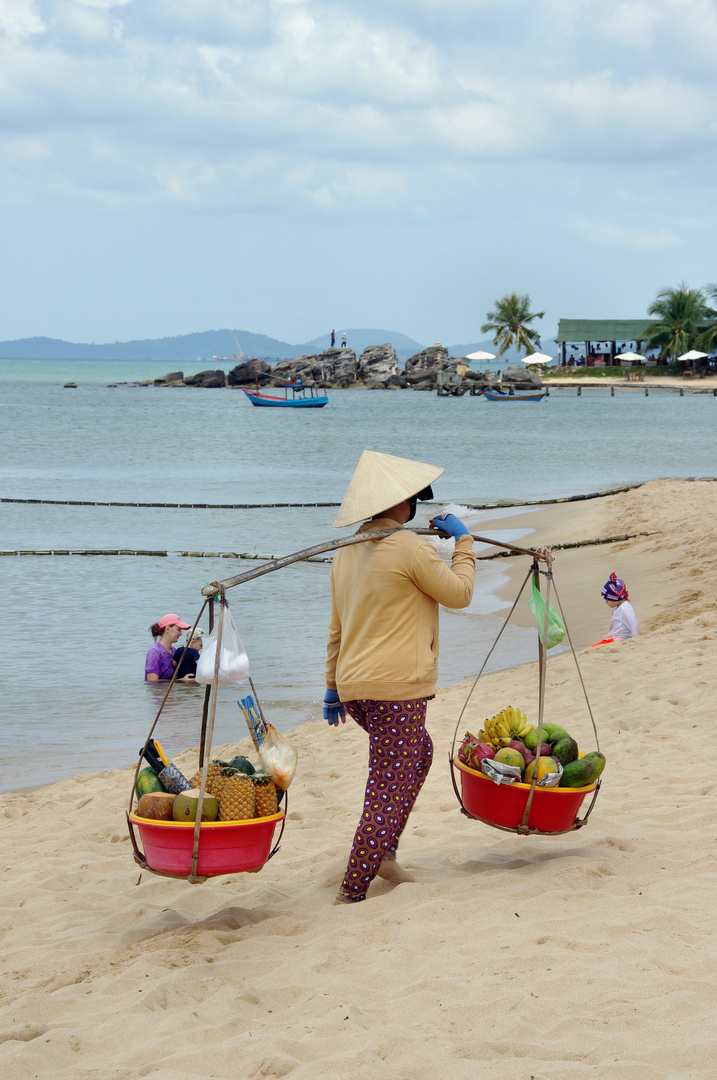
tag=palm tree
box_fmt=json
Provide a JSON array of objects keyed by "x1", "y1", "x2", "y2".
[
  {"x1": 644, "y1": 283, "x2": 709, "y2": 361},
  {"x1": 696, "y1": 283, "x2": 717, "y2": 356},
  {"x1": 481, "y1": 292, "x2": 545, "y2": 357}
]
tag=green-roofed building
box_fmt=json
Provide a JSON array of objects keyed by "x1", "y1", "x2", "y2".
[{"x1": 555, "y1": 319, "x2": 659, "y2": 366}]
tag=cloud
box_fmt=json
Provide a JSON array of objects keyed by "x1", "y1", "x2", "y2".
[
  {"x1": 576, "y1": 221, "x2": 681, "y2": 251},
  {"x1": 1, "y1": 0, "x2": 717, "y2": 222}
]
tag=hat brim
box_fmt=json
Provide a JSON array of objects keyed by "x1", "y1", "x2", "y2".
[{"x1": 334, "y1": 450, "x2": 443, "y2": 528}]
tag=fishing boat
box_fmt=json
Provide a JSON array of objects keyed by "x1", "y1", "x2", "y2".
[
  {"x1": 240, "y1": 380, "x2": 329, "y2": 408},
  {"x1": 480, "y1": 387, "x2": 546, "y2": 402}
]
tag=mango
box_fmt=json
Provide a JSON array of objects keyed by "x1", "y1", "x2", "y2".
[
  {"x1": 583, "y1": 751, "x2": 606, "y2": 779},
  {"x1": 524, "y1": 757, "x2": 559, "y2": 784},
  {"x1": 548, "y1": 728, "x2": 571, "y2": 745},
  {"x1": 494, "y1": 748, "x2": 525, "y2": 772},
  {"x1": 559, "y1": 759, "x2": 596, "y2": 788},
  {"x1": 552, "y1": 737, "x2": 579, "y2": 767}
]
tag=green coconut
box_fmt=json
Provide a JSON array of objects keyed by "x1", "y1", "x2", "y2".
[{"x1": 172, "y1": 789, "x2": 219, "y2": 822}]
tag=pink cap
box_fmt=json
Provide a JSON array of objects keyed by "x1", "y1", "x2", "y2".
[{"x1": 157, "y1": 613, "x2": 191, "y2": 630}]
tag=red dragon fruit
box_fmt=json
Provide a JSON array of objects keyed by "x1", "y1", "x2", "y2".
[
  {"x1": 470, "y1": 743, "x2": 495, "y2": 769},
  {"x1": 458, "y1": 733, "x2": 479, "y2": 765}
]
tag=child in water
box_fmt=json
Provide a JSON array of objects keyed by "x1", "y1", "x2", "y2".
[{"x1": 600, "y1": 572, "x2": 639, "y2": 641}]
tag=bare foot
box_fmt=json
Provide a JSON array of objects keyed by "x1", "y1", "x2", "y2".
[{"x1": 377, "y1": 858, "x2": 415, "y2": 884}]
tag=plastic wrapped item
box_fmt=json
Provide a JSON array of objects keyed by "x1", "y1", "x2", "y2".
[
  {"x1": 258, "y1": 724, "x2": 298, "y2": 790},
  {"x1": 527, "y1": 578, "x2": 566, "y2": 649},
  {"x1": 196, "y1": 607, "x2": 251, "y2": 685}
]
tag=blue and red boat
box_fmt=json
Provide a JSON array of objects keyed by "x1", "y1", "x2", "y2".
[{"x1": 240, "y1": 380, "x2": 329, "y2": 408}]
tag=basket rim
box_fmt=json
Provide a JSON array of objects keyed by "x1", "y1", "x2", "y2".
[
  {"x1": 128, "y1": 810, "x2": 285, "y2": 829},
  {"x1": 453, "y1": 756, "x2": 597, "y2": 794}
]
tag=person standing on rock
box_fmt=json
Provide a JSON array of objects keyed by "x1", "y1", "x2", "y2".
[
  {"x1": 331, "y1": 329, "x2": 335, "y2": 347},
  {"x1": 341, "y1": 332, "x2": 347, "y2": 347},
  {"x1": 323, "y1": 450, "x2": 476, "y2": 904}
]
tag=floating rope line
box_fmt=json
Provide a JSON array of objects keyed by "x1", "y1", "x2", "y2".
[
  {"x1": 0, "y1": 532, "x2": 651, "y2": 559},
  {"x1": 2, "y1": 478, "x2": 714, "y2": 511}
]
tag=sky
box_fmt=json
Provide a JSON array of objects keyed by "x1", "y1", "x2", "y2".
[{"x1": 2, "y1": 0, "x2": 717, "y2": 346}]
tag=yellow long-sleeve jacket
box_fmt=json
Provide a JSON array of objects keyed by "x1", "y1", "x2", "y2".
[{"x1": 325, "y1": 517, "x2": 476, "y2": 702}]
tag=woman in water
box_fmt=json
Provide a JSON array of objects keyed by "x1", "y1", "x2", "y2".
[{"x1": 145, "y1": 613, "x2": 196, "y2": 681}]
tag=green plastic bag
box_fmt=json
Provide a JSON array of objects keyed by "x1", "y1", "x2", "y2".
[{"x1": 527, "y1": 577, "x2": 566, "y2": 649}]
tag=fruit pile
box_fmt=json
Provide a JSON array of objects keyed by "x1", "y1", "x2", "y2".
[
  {"x1": 458, "y1": 707, "x2": 606, "y2": 788},
  {"x1": 135, "y1": 755, "x2": 282, "y2": 822}
]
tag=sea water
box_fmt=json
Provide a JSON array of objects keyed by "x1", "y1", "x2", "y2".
[{"x1": 1, "y1": 359, "x2": 715, "y2": 791}]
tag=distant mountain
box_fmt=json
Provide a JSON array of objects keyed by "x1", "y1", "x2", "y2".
[
  {"x1": 0, "y1": 327, "x2": 426, "y2": 362},
  {"x1": 300, "y1": 328, "x2": 425, "y2": 361},
  {"x1": 0, "y1": 328, "x2": 557, "y2": 364},
  {"x1": 0, "y1": 330, "x2": 298, "y2": 362}
]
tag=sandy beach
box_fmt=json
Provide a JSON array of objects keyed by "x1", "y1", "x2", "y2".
[{"x1": 2, "y1": 479, "x2": 717, "y2": 1079}]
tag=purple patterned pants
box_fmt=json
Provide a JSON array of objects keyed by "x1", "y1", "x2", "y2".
[{"x1": 339, "y1": 697, "x2": 433, "y2": 902}]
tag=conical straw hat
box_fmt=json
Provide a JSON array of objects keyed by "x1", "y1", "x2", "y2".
[{"x1": 334, "y1": 451, "x2": 443, "y2": 528}]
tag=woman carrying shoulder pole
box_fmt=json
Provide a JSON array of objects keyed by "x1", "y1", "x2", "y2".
[{"x1": 324, "y1": 451, "x2": 476, "y2": 904}]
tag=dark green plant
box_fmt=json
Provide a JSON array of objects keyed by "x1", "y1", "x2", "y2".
[
  {"x1": 696, "y1": 283, "x2": 717, "y2": 356},
  {"x1": 481, "y1": 292, "x2": 545, "y2": 357},
  {"x1": 644, "y1": 283, "x2": 709, "y2": 361}
]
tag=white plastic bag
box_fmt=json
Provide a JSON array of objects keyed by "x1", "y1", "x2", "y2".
[
  {"x1": 195, "y1": 607, "x2": 251, "y2": 685},
  {"x1": 258, "y1": 724, "x2": 298, "y2": 790}
]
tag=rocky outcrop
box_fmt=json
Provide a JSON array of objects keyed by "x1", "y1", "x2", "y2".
[
  {"x1": 500, "y1": 364, "x2": 543, "y2": 390},
  {"x1": 183, "y1": 368, "x2": 227, "y2": 387},
  {"x1": 323, "y1": 347, "x2": 358, "y2": 385},
  {"x1": 404, "y1": 344, "x2": 449, "y2": 373},
  {"x1": 226, "y1": 360, "x2": 271, "y2": 386},
  {"x1": 357, "y1": 344, "x2": 398, "y2": 385}
]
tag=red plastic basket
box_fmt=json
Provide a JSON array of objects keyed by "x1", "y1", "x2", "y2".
[
  {"x1": 454, "y1": 758, "x2": 596, "y2": 833},
  {"x1": 128, "y1": 811, "x2": 284, "y2": 877}
]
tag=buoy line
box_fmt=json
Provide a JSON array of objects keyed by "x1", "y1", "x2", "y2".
[
  {"x1": 2, "y1": 478, "x2": 714, "y2": 512},
  {"x1": 0, "y1": 533, "x2": 651, "y2": 560}
]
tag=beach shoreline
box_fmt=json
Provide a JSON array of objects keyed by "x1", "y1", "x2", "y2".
[{"x1": 2, "y1": 478, "x2": 717, "y2": 1078}]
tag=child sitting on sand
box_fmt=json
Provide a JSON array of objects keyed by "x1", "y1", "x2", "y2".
[{"x1": 600, "y1": 572, "x2": 639, "y2": 641}]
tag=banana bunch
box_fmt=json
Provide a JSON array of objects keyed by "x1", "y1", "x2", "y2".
[{"x1": 478, "y1": 706, "x2": 534, "y2": 749}]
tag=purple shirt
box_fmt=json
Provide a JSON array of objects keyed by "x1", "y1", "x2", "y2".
[{"x1": 145, "y1": 641, "x2": 176, "y2": 681}]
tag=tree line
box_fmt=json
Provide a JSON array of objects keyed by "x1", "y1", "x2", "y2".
[{"x1": 481, "y1": 285, "x2": 717, "y2": 362}]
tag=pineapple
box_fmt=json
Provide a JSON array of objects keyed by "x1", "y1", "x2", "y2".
[
  {"x1": 218, "y1": 772, "x2": 255, "y2": 820},
  {"x1": 189, "y1": 759, "x2": 228, "y2": 796},
  {"x1": 252, "y1": 775, "x2": 278, "y2": 818}
]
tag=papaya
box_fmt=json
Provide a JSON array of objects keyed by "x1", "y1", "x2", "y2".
[
  {"x1": 136, "y1": 767, "x2": 164, "y2": 797},
  {"x1": 583, "y1": 751, "x2": 606, "y2": 779},
  {"x1": 551, "y1": 737, "x2": 578, "y2": 767},
  {"x1": 559, "y1": 759, "x2": 596, "y2": 788}
]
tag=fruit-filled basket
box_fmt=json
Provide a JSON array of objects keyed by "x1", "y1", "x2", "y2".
[
  {"x1": 128, "y1": 811, "x2": 285, "y2": 877},
  {"x1": 449, "y1": 558, "x2": 604, "y2": 837},
  {"x1": 127, "y1": 594, "x2": 295, "y2": 882},
  {"x1": 454, "y1": 759, "x2": 596, "y2": 833}
]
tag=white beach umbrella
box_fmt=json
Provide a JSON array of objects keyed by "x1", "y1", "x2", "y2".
[
  {"x1": 615, "y1": 351, "x2": 645, "y2": 361},
  {"x1": 466, "y1": 350, "x2": 496, "y2": 361},
  {"x1": 520, "y1": 352, "x2": 555, "y2": 365},
  {"x1": 677, "y1": 350, "x2": 708, "y2": 361}
]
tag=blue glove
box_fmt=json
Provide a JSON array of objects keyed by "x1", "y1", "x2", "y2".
[
  {"x1": 429, "y1": 513, "x2": 472, "y2": 540},
  {"x1": 323, "y1": 689, "x2": 345, "y2": 726}
]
